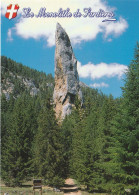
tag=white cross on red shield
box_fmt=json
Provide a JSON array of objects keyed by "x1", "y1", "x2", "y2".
[{"x1": 5, "y1": 4, "x2": 19, "y2": 20}]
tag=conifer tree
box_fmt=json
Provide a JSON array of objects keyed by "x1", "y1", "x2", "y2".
[
  {"x1": 112, "y1": 43, "x2": 139, "y2": 194},
  {"x1": 2, "y1": 94, "x2": 36, "y2": 186},
  {"x1": 61, "y1": 114, "x2": 77, "y2": 177},
  {"x1": 33, "y1": 97, "x2": 65, "y2": 187},
  {"x1": 1, "y1": 94, "x2": 8, "y2": 141}
]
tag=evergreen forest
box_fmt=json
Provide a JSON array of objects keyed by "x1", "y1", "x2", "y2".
[{"x1": 1, "y1": 43, "x2": 139, "y2": 194}]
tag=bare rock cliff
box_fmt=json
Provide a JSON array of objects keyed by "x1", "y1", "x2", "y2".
[{"x1": 53, "y1": 23, "x2": 83, "y2": 121}]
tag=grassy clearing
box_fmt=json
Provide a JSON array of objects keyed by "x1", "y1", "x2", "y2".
[
  {"x1": 1, "y1": 180, "x2": 62, "y2": 195},
  {"x1": 1, "y1": 187, "x2": 109, "y2": 195},
  {"x1": 1, "y1": 187, "x2": 110, "y2": 195},
  {"x1": 1, "y1": 180, "x2": 110, "y2": 195},
  {"x1": 1, "y1": 186, "x2": 62, "y2": 195}
]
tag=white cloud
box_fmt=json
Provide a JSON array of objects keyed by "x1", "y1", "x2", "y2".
[
  {"x1": 1, "y1": 0, "x2": 128, "y2": 46},
  {"x1": 77, "y1": 61, "x2": 128, "y2": 80},
  {"x1": 103, "y1": 17, "x2": 128, "y2": 38},
  {"x1": 90, "y1": 82, "x2": 109, "y2": 88}
]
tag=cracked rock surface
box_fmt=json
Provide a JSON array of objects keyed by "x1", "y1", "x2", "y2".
[{"x1": 53, "y1": 23, "x2": 83, "y2": 121}]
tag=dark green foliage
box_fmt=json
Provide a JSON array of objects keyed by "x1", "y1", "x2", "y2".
[
  {"x1": 111, "y1": 43, "x2": 139, "y2": 194},
  {"x1": 1, "y1": 56, "x2": 54, "y2": 84},
  {"x1": 69, "y1": 95, "x2": 119, "y2": 193},
  {"x1": 60, "y1": 43, "x2": 139, "y2": 194},
  {"x1": 61, "y1": 116, "x2": 75, "y2": 177},
  {"x1": 2, "y1": 94, "x2": 37, "y2": 186},
  {"x1": 33, "y1": 97, "x2": 65, "y2": 187},
  {"x1": 1, "y1": 56, "x2": 54, "y2": 99},
  {"x1": 1, "y1": 43, "x2": 138, "y2": 193},
  {"x1": 1, "y1": 56, "x2": 64, "y2": 188},
  {"x1": 1, "y1": 94, "x2": 15, "y2": 151},
  {"x1": 1, "y1": 94, "x2": 8, "y2": 139}
]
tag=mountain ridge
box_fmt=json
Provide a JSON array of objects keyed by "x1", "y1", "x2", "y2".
[{"x1": 1, "y1": 56, "x2": 93, "y2": 102}]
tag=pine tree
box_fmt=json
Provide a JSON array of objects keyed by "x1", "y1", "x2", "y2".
[
  {"x1": 1, "y1": 94, "x2": 8, "y2": 141},
  {"x1": 70, "y1": 117, "x2": 87, "y2": 184},
  {"x1": 84, "y1": 95, "x2": 117, "y2": 192},
  {"x1": 61, "y1": 114, "x2": 77, "y2": 177},
  {"x1": 112, "y1": 43, "x2": 139, "y2": 194},
  {"x1": 33, "y1": 97, "x2": 65, "y2": 187},
  {"x1": 69, "y1": 99, "x2": 101, "y2": 189},
  {"x1": 2, "y1": 94, "x2": 36, "y2": 186}
]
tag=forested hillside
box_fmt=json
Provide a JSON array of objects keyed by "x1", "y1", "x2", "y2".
[
  {"x1": 1, "y1": 43, "x2": 139, "y2": 195},
  {"x1": 1, "y1": 56, "x2": 54, "y2": 99}
]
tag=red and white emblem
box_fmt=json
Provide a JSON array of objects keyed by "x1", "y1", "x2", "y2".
[{"x1": 5, "y1": 4, "x2": 19, "y2": 20}]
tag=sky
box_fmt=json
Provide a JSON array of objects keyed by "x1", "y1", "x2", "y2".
[{"x1": 1, "y1": 0, "x2": 139, "y2": 98}]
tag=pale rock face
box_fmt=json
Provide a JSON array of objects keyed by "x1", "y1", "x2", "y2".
[{"x1": 53, "y1": 23, "x2": 83, "y2": 121}]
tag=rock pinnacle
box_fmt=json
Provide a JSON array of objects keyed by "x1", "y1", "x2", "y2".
[{"x1": 53, "y1": 23, "x2": 83, "y2": 121}]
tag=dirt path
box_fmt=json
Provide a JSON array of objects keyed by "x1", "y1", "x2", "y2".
[
  {"x1": 61, "y1": 178, "x2": 81, "y2": 195},
  {"x1": 65, "y1": 179, "x2": 75, "y2": 185}
]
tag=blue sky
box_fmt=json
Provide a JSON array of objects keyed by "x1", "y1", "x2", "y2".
[{"x1": 1, "y1": 0, "x2": 139, "y2": 98}]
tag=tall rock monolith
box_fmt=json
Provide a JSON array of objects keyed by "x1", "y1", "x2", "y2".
[{"x1": 53, "y1": 23, "x2": 83, "y2": 121}]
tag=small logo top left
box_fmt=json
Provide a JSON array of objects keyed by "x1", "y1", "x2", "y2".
[{"x1": 5, "y1": 4, "x2": 19, "y2": 20}]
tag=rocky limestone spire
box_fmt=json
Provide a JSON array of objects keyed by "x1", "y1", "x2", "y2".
[{"x1": 53, "y1": 23, "x2": 83, "y2": 121}]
